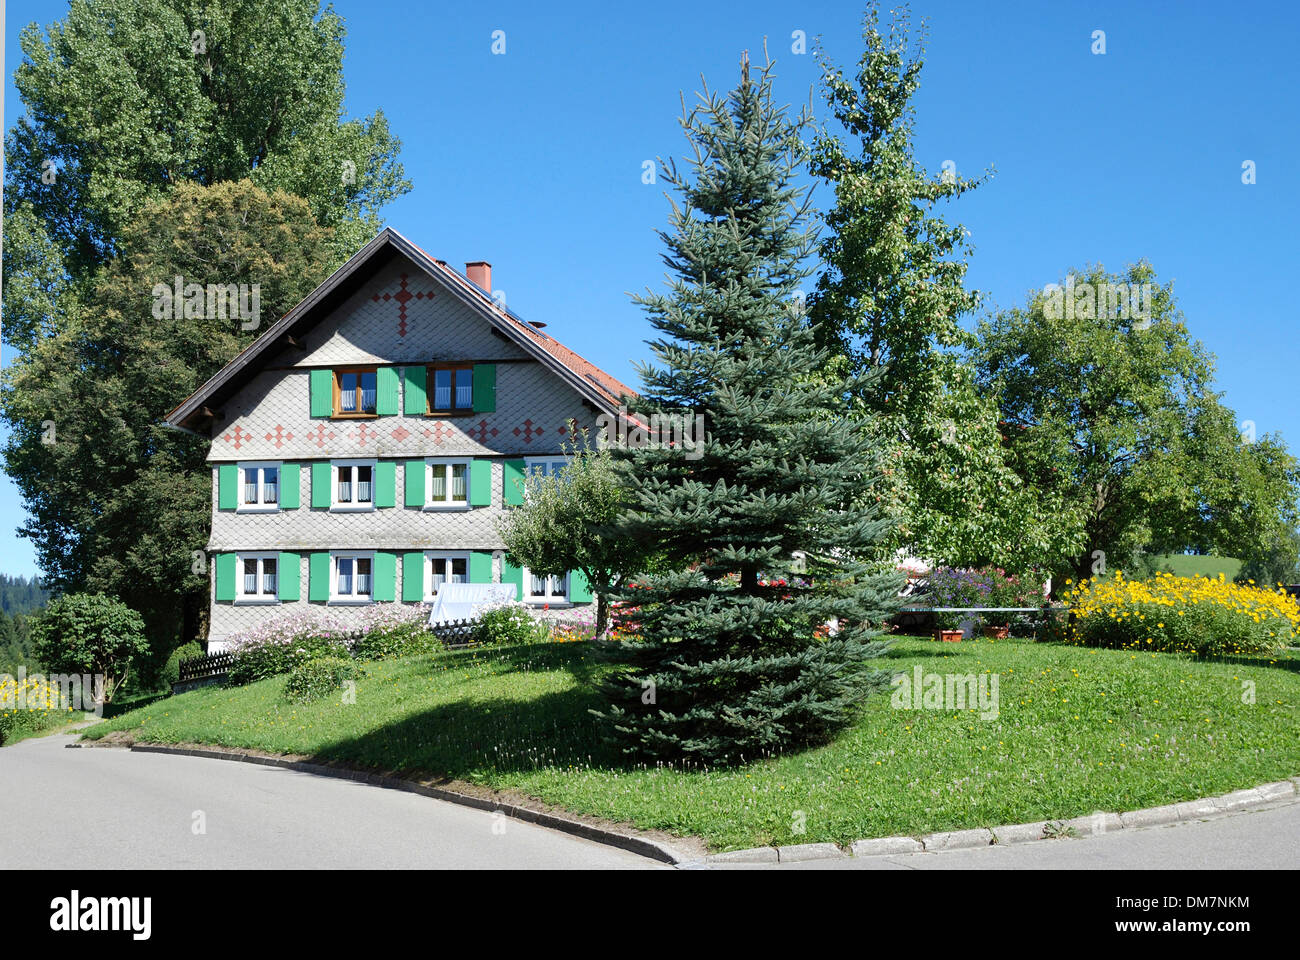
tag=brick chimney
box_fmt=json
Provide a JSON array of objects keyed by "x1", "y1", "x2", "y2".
[{"x1": 466, "y1": 261, "x2": 491, "y2": 292}]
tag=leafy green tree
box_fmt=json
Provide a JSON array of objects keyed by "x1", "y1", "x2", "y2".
[
  {"x1": 32, "y1": 593, "x2": 149, "y2": 703},
  {"x1": 4, "y1": 0, "x2": 408, "y2": 346},
  {"x1": 497, "y1": 437, "x2": 647, "y2": 637},
  {"x1": 807, "y1": 5, "x2": 1062, "y2": 573},
  {"x1": 594, "y1": 53, "x2": 903, "y2": 764},
  {"x1": 3, "y1": 181, "x2": 334, "y2": 656},
  {"x1": 975, "y1": 262, "x2": 1300, "y2": 584}
]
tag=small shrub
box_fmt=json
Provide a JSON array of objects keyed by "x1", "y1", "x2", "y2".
[
  {"x1": 471, "y1": 603, "x2": 551, "y2": 646},
  {"x1": 1063, "y1": 572, "x2": 1298, "y2": 656},
  {"x1": 350, "y1": 604, "x2": 438, "y2": 661},
  {"x1": 30, "y1": 593, "x2": 149, "y2": 703},
  {"x1": 282, "y1": 657, "x2": 365, "y2": 705},
  {"x1": 161, "y1": 641, "x2": 204, "y2": 689},
  {"x1": 227, "y1": 610, "x2": 354, "y2": 685}
]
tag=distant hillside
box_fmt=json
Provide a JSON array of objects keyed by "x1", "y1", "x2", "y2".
[
  {"x1": 0, "y1": 574, "x2": 48, "y2": 616},
  {"x1": 1148, "y1": 554, "x2": 1243, "y2": 581}
]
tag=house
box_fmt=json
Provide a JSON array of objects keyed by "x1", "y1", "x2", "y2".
[{"x1": 166, "y1": 228, "x2": 634, "y2": 651}]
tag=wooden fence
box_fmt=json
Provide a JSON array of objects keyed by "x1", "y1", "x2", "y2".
[{"x1": 173, "y1": 619, "x2": 480, "y2": 691}]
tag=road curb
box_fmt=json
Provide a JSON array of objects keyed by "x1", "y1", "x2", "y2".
[
  {"x1": 700, "y1": 777, "x2": 1300, "y2": 865},
  {"x1": 114, "y1": 742, "x2": 689, "y2": 865}
]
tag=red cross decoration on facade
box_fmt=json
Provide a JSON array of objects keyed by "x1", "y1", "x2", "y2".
[
  {"x1": 371, "y1": 273, "x2": 436, "y2": 338},
  {"x1": 222, "y1": 425, "x2": 252, "y2": 450},
  {"x1": 512, "y1": 419, "x2": 543, "y2": 443},
  {"x1": 264, "y1": 425, "x2": 294, "y2": 449},
  {"x1": 306, "y1": 424, "x2": 336, "y2": 448},
  {"x1": 423, "y1": 422, "x2": 453, "y2": 445},
  {"x1": 351, "y1": 423, "x2": 376, "y2": 447},
  {"x1": 390, "y1": 426, "x2": 412, "y2": 443},
  {"x1": 557, "y1": 418, "x2": 578, "y2": 437},
  {"x1": 468, "y1": 419, "x2": 499, "y2": 444}
]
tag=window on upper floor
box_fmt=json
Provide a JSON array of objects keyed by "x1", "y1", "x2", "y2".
[
  {"x1": 428, "y1": 365, "x2": 473, "y2": 413},
  {"x1": 332, "y1": 460, "x2": 376, "y2": 511},
  {"x1": 426, "y1": 459, "x2": 470, "y2": 509},
  {"x1": 335, "y1": 367, "x2": 377, "y2": 416},
  {"x1": 237, "y1": 462, "x2": 280, "y2": 512}
]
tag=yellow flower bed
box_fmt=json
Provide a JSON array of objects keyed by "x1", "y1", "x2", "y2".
[
  {"x1": 1062, "y1": 571, "x2": 1299, "y2": 656},
  {"x1": 0, "y1": 674, "x2": 74, "y2": 744}
]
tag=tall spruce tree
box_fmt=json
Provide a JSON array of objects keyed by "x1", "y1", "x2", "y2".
[{"x1": 593, "y1": 52, "x2": 903, "y2": 765}]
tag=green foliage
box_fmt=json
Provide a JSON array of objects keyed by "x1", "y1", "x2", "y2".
[
  {"x1": 3, "y1": 181, "x2": 335, "y2": 660},
  {"x1": 498, "y1": 436, "x2": 647, "y2": 635},
  {"x1": 228, "y1": 632, "x2": 350, "y2": 686},
  {"x1": 595, "y1": 52, "x2": 903, "y2": 764},
  {"x1": 471, "y1": 605, "x2": 552, "y2": 647},
  {"x1": 161, "y1": 641, "x2": 204, "y2": 689},
  {"x1": 807, "y1": 5, "x2": 1062, "y2": 573},
  {"x1": 30, "y1": 593, "x2": 148, "y2": 702},
  {"x1": 350, "y1": 622, "x2": 439, "y2": 662},
  {"x1": 975, "y1": 262, "x2": 1300, "y2": 585},
  {"x1": 282, "y1": 657, "x2": 365, "y2": 705},
  {"x1": 4, "y1": 0, "x2": 409, "y2": 334}
]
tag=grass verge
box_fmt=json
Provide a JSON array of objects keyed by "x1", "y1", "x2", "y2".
[{"x1": 82, "y1": 636, "x2": 1300, "y2": 851}]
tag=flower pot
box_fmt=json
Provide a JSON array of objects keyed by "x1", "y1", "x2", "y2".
[
  {"x1": 983, "y1": 625, "x2": 1010, "y2": 639},
  {"x1": 934, "y1": 628, "x2": 964, "y2": 643}
]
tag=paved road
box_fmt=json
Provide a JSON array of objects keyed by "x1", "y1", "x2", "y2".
[
  {"x1": 4, "y1": 728, "x2": 1295, "y2": 869},
  {"x1": 0, "y1": 730, "x2": 659, "y2": 869},
  {"x1": 703, "y1": 801, "x2": 1300, "y2": 870}
]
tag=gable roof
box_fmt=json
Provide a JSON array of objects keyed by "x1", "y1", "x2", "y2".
[{"x1": 165, "y1": 227, "x2": 636, "y2": 431}]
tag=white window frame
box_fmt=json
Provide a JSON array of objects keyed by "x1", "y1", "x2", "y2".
[
  {"x1": 521, "y1": 566, "x2": 570, "y2": 606},
  {"x1": 331, "y1": 459, "x2": 377, "y2": 512},
  {"x1": 236, "y1": 461, "x2": 282, "y2": 513},
  {"x1": 234, "y1": 552, "x2": 281, "y2": 604},
  {"x1": 524, "y1": 456, "x2": 570, "y2": 479},
  {"x1": 424, "y1": 458, "x2": 472, "y2": 511},
  {"x1": 329, "y1": 550, "x2": 375, "y2": 605},
  {"x1": 423, "y1": 551, "x2": 472, "y2": 601}
]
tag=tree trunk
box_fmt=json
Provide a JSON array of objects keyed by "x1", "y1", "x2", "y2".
[{"x1": 594, "y1": 591, "x2": 610, "y2": 639}]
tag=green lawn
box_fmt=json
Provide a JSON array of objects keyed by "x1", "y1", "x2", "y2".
[
  {"x1": 83, "y1": 637, "x2": 1300, "y2": 851},
  {"x1": 1151, "y1": 553, "x2": 1243, "y2": 581}
]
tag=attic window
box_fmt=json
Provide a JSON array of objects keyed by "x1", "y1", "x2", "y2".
[
  {"x1": 428, "y1": 365, "x2": 473, "y2": 413},
  {"x1": 335, "y1": 368, "x2": 377, "y2": 416}
]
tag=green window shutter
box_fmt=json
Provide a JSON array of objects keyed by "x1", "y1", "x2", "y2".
[
  {"x1": 309, "y1": 369, "x2": 334, "y2": 417},
  {"x1": 469, "y1": 459, "x2": 493, "y2": 507},
  {"x1": 217, "y1": 464, "x2": 238, "y2": 510},
  {"x1": 373, "y1": 551, "x2": 397, "y2": 602},
  {"x1": 278, "y1": 552, "x2": 301, "y2": 601},
  {"x1": 308, "y1": 552, "x2": 330, "y2": 602},
  {"x1": 374, "y1": 461, "x2": 396, "y2": 508},
  {"x1": 279, "y1": 463, "x2": 300, "y2": 509},
  {"x1": 402, "y1": 551, "x2": 424, "y2": 602},
  {"x1": 469, "y1": 551, "x2": 493, "y2": 584},
  {"x1": 404, "y1": 459, "x2": 425, "y2": 507},
  {"x1": 472, "y1": 363, "x2": 496, "y2": 413},
  {"x1": 376, "y1": 366, "x2": 400, "y2": 416},
  {"x1": 501, "y1": 557, "x2": 523, "y2": 601},
  {"x1": 502, "y1": 459, "x2": 526, "y2": 506},
  {"x1": 569, "y1": 569, "x2": 593, "y2": 603},
  {"x1": 403, "y1": 366, "x2": 427, "y2": 415},
  {"x1": 311, "y1": 462, "x2": 332, "y2": 508},
  {"x1": 214, "y1": 553, "x2": 236, "y2": 602}
]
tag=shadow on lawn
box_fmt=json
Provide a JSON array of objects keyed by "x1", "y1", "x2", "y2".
[{"x1": 312, "y1": 683, "x2": 623, "y2": 778}]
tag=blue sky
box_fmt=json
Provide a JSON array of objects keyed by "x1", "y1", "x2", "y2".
[{"x1": 3, "y1": 0, "x2": 1298, "y2": 579}]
